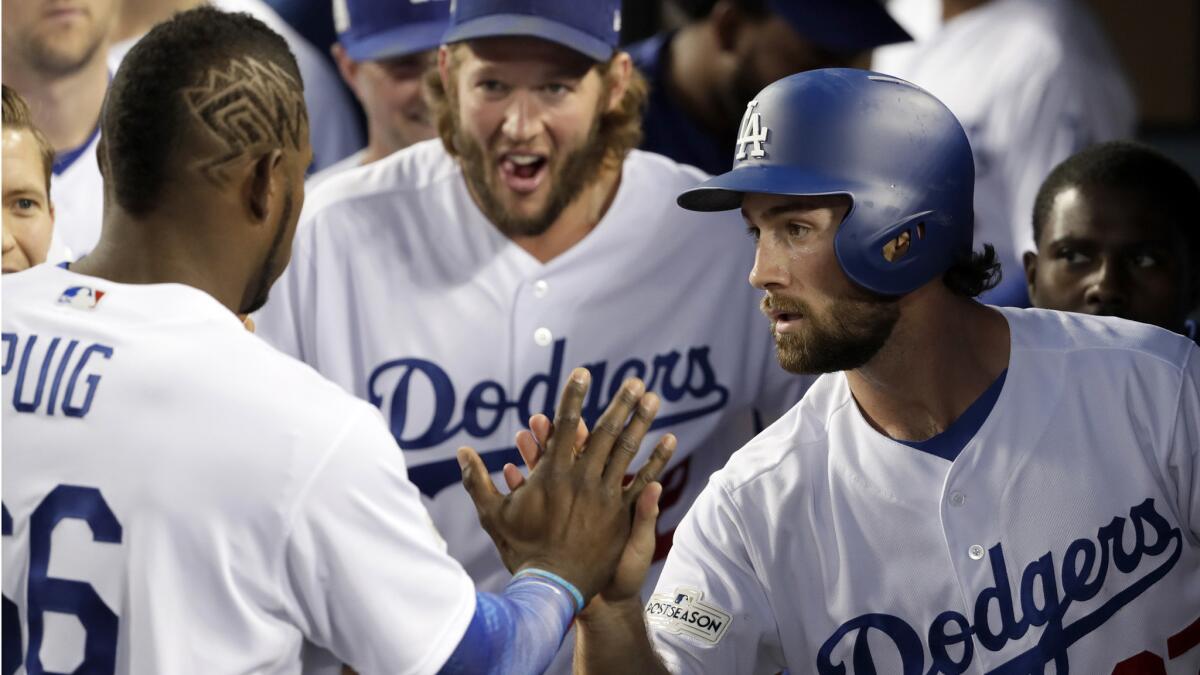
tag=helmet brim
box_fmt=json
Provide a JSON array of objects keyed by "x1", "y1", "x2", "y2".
[{"x1": 677, "y1": 165, "x2": 859, "y2": 212}]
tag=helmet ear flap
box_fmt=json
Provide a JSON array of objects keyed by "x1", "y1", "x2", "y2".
[{"x1": 837, "y1": 209, "x2": 962, "y2": 296}]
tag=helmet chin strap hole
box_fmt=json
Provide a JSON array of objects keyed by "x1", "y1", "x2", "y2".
[{"x1": 882, "y1": 230, "x2": 913, "y2": 263}]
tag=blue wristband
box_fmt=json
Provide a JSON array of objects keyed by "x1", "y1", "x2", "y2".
[{"x1": 513, "y1": 568, "x2": 585, "y2": 613}]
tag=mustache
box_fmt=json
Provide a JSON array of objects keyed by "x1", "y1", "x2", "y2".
[{"x1": 760, "y1": 294, "x2": 809, "y2": 317}]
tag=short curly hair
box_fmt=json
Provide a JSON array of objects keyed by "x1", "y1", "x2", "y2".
[
  {"x1": 1032, "y1": 141, "x2": 1200, "y2": 267},
  {"x1": 101, "y1": 6, "x2": 305, "y2": 216}
]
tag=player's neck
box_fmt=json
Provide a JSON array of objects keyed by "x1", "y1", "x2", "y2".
[
  {"x1": 3, "y1": 58, "x2": 108, "y2": 152},
  {"x1": 72, "y1": 212, "x2": 251, "y2": 316},
  {"x1": 507, "y1": 159, "x2": 624, "y2": 264},
  {"x1": 844, "y1": 292, "x2": 1011, "y2": 443}
]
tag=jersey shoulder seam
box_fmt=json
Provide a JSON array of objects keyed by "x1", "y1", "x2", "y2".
[{"x1": 719, "y1": 391, "x2": 853, "y2": 495}]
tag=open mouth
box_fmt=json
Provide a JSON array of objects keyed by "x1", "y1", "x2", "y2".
[
  {"x1": 769, "y1": 310, "x2": 805, "y2": 333},
  {"x1": 499, "y1": 152, "x2": 548, "y2": 194}
]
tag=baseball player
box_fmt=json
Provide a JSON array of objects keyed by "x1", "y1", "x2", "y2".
[
  {"x1": 2, "y1": 85, "x2": 72, "y2": 273},
  {"x1": 3, "y1": 0, "x2": 112, "y2": 257},
  {"x1": 1024, "y1": 141, "x2": 1200, "y2": 341},
  {"x1": 307, "y1": 0, "x2": 448, "y2": 189},
  {"x1": 255, "y1": 0, "x2": 811, "y2": 619},
  {"x1": 567, "y1": 69, "x2": 1200, "y2": 673},
  {"x1": 2, "y1": 8, "x2": 672, "y2": 674}
]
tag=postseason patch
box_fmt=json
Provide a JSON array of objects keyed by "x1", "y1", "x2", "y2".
[{"x1": 645, "y1": 587, "x2": 732, "y2": 645}]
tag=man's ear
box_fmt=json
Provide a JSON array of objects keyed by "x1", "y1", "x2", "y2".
[
  {"x1": 1022, "y1": 250, "x2": 1039, "y2": 301},
  {"x1": 606, "y1": 51, "x2": 633, "y2": 113},
  {"x1": 437, "y1": 45, "x2": 453, "y2": 92},
  {"x1": 247, "y1": 149, "x2": 284, "y2": 223},
  {"x1": 331, "y1": 43, "x2": 360, "y2": 95},
  {"x1": 709, "y1": 0, "x2": 746, "y2": 53}
]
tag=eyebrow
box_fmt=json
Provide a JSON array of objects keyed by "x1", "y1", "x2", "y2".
[
  {"x1": 1047, "y1": 234, "x2": 1173, "y2": 249},
  {"x1": 741, "y1": 199, "x2": 835, "y2": 222},
  {"x1": 2, "y1": 183, "x2": 46, "y2": 199}
]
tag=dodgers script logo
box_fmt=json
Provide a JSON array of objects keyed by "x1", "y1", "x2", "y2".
[
  {"x1": 817, "y1": 498, "x2": 1184, "y2": 674},
  {"x1": 367, "y1": 337, "x2": 730, "y2": 497}
]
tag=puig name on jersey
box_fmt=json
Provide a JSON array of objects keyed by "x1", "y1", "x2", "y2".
[
  {"x1": 3, "y1": 332, "x2": 114, "y2": 418},
  {"x1": 818, "y1": 497, "x2": 1184, "y2": 674},
  {"x1": 366, "y1": 337, "x2": 730, "y2": 496}
]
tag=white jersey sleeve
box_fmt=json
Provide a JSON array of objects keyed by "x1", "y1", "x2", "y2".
[
  {"x1": 646, "y1": 479, "x2": 783, "y2": 675},
  {"x1": 1164, "y1": 346, "x2": 1200, "y2": 542},
  {"x1": 281, "y1": 407, "x2": 476, "y2": 675}
]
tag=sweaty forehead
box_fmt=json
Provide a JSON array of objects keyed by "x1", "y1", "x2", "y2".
[
  {"x1": 1044, "y1": 184, "x2": 1181, "y2": 247},
  {"x1": 2, "y1": 129, "x2": 49, "y2": 193}
]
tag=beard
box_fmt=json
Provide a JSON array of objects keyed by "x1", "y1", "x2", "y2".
[
  {"x1": 763, "y1": 291, "x2": 900, "y2": 375},
  {"x1": 19, "y1": 21, "x2": 107, "y2": 77},
  {"x1": 451, "y1": 107, "x2": 608, "y2": 239},
  {"x1": 240, "y1": 186, "x2": 294, "y2": 315}
]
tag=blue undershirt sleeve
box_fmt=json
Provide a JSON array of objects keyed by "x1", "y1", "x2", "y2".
[{"x1": 437, "y1": 574, "x2": 578, "y2": 674}]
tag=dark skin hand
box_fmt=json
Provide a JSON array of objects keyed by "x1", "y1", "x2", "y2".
[{"x1": 458, "y1": 368, "x2": 677, "y2": 601}]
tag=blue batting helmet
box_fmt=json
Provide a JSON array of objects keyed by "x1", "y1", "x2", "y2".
[{"x1": 677, "y1": 68, "x2": 976, "y2": 296}]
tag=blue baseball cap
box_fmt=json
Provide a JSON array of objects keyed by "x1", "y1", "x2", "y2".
[
  {"x1": 768, "y1": 0, "x2": 910, "y2": 54},
  {"x1": 334, "y1": 0, "x2": 451, "y2": 62},
  {"x1": 443, "y1": 0, "x2": 621, "y2": 62}
]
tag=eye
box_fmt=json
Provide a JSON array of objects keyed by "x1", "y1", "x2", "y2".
[
  {"x1": 541, "y1": 82, "x2": 571, "y2": 96},
  {"x1": 1130, "y1": 252, "x2": 1161, "y2": 269},
  {"x1": 1054, "y1": 247, "x2": 1091, "y2": 265},
  {"x1": 16, "y1": 198, "x2": 35, "y2": 210},
  {"x1": 478, "y1": 80, "x2": 509, "y2": 96},
  {"x1": 745, "y1": 225, "x2": 760, "y2": 242},
  {"x1": 786, "y1": 222, "x2": 811, "y2": 238}
]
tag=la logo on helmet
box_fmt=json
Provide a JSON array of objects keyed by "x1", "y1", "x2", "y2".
[{"x1": 734, "y1": 100, "x2": 769, "y2": 161}]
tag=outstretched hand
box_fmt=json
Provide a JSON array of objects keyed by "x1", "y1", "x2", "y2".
[
  {"x1": 457, "y1": 368, "x2": 675, "y2": 603},
  {"x1": 505, "y1": 397, "x2": 674, "y2": 607}
]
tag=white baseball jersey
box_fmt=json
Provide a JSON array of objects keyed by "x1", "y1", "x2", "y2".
[
  {"x1": 872, "y1": 0, "x2": 1135, "y2": 306},
  {"x1": 2, "y1": 264, "x2": 475, "y2": 674},
  {"x1": 648, "y1": 307, "x2": 1200, "y2": 674},
  {"x1": 306, "y1": 149, "x2": 366, "y2": 192},
  {"x1": 108, "y1": 0, "x2": 363, "y2": 173},
  {"x1": 49, "y1": 131, "x2": 104, "y2": 257},
  {"x1": 255, "y1": 139, "x2": 812, "y2": 596}
]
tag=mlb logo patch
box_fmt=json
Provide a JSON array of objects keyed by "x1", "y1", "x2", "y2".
[{"x1": 58, "y1": 286, "x2": 106, "y2": 310}]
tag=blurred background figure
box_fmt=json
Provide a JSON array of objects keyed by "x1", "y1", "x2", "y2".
[
  {"x1": 109, "y1": 0, "x2": 364, "y2": 173},
  {"x1": 1025, "y1": 141, "x2": 1199, "y2": 341},
  {"x1": 873, "y1": 0, "x2": 1136, "y2": 307},
  {"x1": 626, "y1": 0, "x2": 910, "y2": 176},
  {"x1": 309, "y1": 0, "x2": 449, "y2": 188},
  {"x1": 2, "y1": 85, "x2": 71, "y2": 273},
  {"x1": 2, "y1": 0, "x2": 114, "y2": 257}
]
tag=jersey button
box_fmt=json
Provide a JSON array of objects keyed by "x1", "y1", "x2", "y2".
[
  {"x1": 949, "y1": 491, "x2": 966, "y2": 507},
  {"x1": 534, "y1": 327, "x2": 554, "y2": 346},
  {"x1": 968, "y1": 544, "x2": 986, "y2": 560},
  {"x1": 533, "y1": 280, "x2": 549, "y2": 298}
]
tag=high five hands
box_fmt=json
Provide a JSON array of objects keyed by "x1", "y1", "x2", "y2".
[{"x1": 457, "y1": 368, "x2": 676, "y2": 603}]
